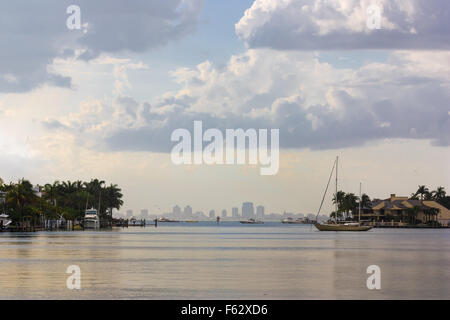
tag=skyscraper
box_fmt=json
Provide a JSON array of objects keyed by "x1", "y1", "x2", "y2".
[
  {"x1": 256, "y1": 205, "x2": 265, "y2": 219},
  {"x1": 209, "y1": 210, "x2": 215, "y2": 219},
  {"x1": 173, "y1": 205, "x2": 181, "y2": 215},
  {"x1": 242, "y1": 202, "x2": 254, "y2": 218},
  {"x1": 232, "y1": 207, "x2": 239, "y2": 218},
  {"x1": 221, "y1": 209, "x2": 227, "y2": 218},
  {"x1": 184, "y1": 205, "x2": 193, "y2": 216},
  {"x1": 126, "y1": 210, "x2": 133, "y2": 218}
]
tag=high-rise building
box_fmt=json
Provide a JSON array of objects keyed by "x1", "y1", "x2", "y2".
[
  {"x1": 173, "y1": 205, "x2": 181, "y2": 215},
  {"x1": 126, "y1": 210, "x2": 133, "y2": 218},
  {"x1": 242, "y1": 202, "x2": 254, "y2": 218},
  {"x1": 232, "y1": 207, "x2": 239, "y2": 218},
  {"x1": 256, "y1": 205, "x2": 265, "y2": 219},
  {"x1": 140, "y1": 209, "x2": 149, "y2": 219},
  {"x1": 221, "y1": 209, "x2": 227, "y2": 218},
  {"x1": 184, "y1": 205, "x2": 193, "y2": 216},
  {"x1": 209, "y1": 210, "x2": 215, "y2": 218}
]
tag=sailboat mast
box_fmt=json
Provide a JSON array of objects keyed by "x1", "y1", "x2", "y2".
[
  {"x1": 315, "y1": 157, "x2": 336, "y2": 222},
  {"x1": 359, "y1": 182, "x2": 362, "y2": 223},
  {"x1": 335, "y1": 156, "x2": 338, "y2": 223}
]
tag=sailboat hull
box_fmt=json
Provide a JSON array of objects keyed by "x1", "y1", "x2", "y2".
[{"x1": 314, "y1": 223, "x2": 372, "y2": 231}]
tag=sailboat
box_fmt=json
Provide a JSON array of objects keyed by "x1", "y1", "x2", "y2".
[{"x1": 314, "y1": 156, "x2": 372, "y2": 232}]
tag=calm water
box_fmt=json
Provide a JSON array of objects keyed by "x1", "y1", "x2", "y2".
[{"x1": 0, "y1": 222, "x2": 449, "y2": 299}]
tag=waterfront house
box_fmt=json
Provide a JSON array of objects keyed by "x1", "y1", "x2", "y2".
[
  {"x1": 361, "y1": 194, "x2": 450, "y2": 226},
  {"x1": 423, "y1": 200, "x2": 450, "y2": 226}
]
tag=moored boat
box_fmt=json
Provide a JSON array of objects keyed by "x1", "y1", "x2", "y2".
[
  {"x1": 314, "y1": 157, "x2": 372, "y2": 232},
  {"x1": 282, "y1": 217, "x2": 314, "y2": 224},
  {"x1": 314, "y1": 222, "x2": 372, "y2": 231},
  {"x1": 282, "y1": 217, "x2": 302, "y2": 224},
  {"x1": 84, "y1": 208, "x2": 100, "y2": 229},
  {"x1": 129, "y1": 216, "x2": 145, "y2": 226},
  {"x1": 0, "y1": 214, "x2": 12, "y2": 232},
  {"x1": 240, "y1": 218, "x2": 264, "y2": 224},
  {"x1": 157, "y1": 217, "x2": 179, "y2": 223}
]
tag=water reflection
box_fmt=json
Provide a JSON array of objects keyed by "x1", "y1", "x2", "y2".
[{"x1": 0, "y1": 223, "x2": 449, "y2": 299}]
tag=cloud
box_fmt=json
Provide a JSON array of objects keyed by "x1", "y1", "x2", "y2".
[
  {"x1": 235, "y1": 0, "x2": 450, "y2": 50},
  {"x1": 42, "y1": 119, "x2": 68, "y2": 131},
  {"x1": 42, "y1": 49, "x2": 450, "y2": 151},
  {"x1": 0, "y1": 0, "x2": 203, "y2": 93}
]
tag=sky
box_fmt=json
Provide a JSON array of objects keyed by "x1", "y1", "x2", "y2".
[{"x1": 0, "y1": 0, "x2": 449, "y2": 216}]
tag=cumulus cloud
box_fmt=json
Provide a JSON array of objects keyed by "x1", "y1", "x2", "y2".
[
  {"x1": 42, "y1": 49, "x2": 450, "y2": 151},
  {"x1": 0, "y1": 0, "x2": 203, "y2": 93},
  {"x1": 236, "y1": 0, "x2": 450, "y2": 50}
]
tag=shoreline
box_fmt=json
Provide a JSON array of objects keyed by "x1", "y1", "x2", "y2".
[{"x1": 2, "y1": 221, "x2": 449, "y2": 233}]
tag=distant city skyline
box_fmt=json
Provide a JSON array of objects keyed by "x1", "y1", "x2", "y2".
[{"x1": 114, "y1": 201, "x2": 321, "y2": 221}]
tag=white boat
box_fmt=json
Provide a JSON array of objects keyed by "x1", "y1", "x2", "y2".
[
  {"x1": 282, "y1": 217, "x2": 302, "y2": 224},
  {"x1": 157, "y1": 217, "x2": 178, "y2": 222},
  {"x1": 0, "y1": 214, "x2": 12, "y2": 231},
  {"x1": 282, "y1": 217, "x2": 314, "y2": 224},
  {"x1": 240, "y1": 218, "x2": 264, "y2": 224},
  {"x1": 129, "y1": 216, "x2": 145, "y2": 226},
  {"x1": 84, "y1": 208, "x2": 100, "y2": 229}
]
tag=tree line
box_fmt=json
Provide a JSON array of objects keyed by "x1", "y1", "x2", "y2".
[
  {"x1": 331, "y1": 191, "x2": 370, "y2": 219},
  {"x1": 410, "y1": 185, "x2": 447, "y2": 201},
  {"x1": 0, "y1": 178, "x2": 123, "y2": 226},
  {"x1": 330, "y1": 185, "x2": 448, "y2": 220}
]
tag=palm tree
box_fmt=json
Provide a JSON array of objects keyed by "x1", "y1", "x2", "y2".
[
  {"x1": 424, "y1": 192, "x2": 434, "y2": 200},
  {"x1": 84, "y1": 179, "x2": 105, "y2": 210},
  {"x1": 406, "y1": 206, "x2": 420, "y2": 225},
  {"x1": 62, "y1": 180, "x2": 76, "y2": 193},
  {"x1": 432, "y1": 186, "x2": 446, "y2": 200},
  {"x1": 104, "y1": 184, "x2": 124, "y2": 223},
  {"x1": 414, "y1": 185, "x2": 430, "y2": 200},
  {"x1": 428, "y1": 208, "x2": 439, "y2": 226},
  {"x1": 420, "y1": 207, "x2": 438, "y2": 225},
  {"x1": 332, "y1": 191, "x2": 345, "y2": 204},
  {"x1": 74, "y1": 180, "x2": 84, "y2": 192},
  {"x1": 43, "y1": 181, "x2": 60, "y2": 206},
  {"x1": 6, "y1": 179, "x2": 36, "y2": 226},
  {"x1": 409, "y1": 193, "x2": 419, "y2": 200},
  {"x1": 360, "y1": 193, "x2": 371, "y2": 209},
  {"x1": 332, "y1": 191, "x2": 345, "y2": 218},
  {"x1": 61, "y1": 180, "x2": 82, "y2": 209},
  {"x1": 343, "y1": 193, "x2": 358, "y2": 220}
]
